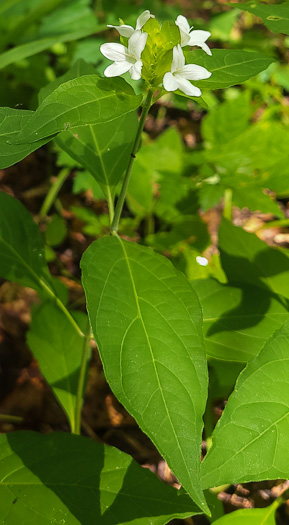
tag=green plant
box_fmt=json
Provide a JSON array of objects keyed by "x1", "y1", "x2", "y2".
[{"x1": 0, "y1": 2, "x2": 289, "y2": 524}]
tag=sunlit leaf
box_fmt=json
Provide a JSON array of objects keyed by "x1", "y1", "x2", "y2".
[{"x1": 81, "y1": 236, "x2": 209, "y2": 513}]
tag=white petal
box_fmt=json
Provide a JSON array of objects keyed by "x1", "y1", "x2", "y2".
[
  {"x1": 175, "y1": 15, "x2": 190, "y2": 35},
  {"x1": 128, "y1": 30, "x2": 147, "y2": 59},
  {"x1": 175, "y1": 76, "x2": 202, "y2": 97},
  {"x1": 177, "y1": 63, "x2": 211, "y2": 80},
  {"x1": 163, "y1": 71, "x2": 179, "y2": 92},
  {"x1": 188, "y1": 30, "x2": 211, "y2": 46},
  {"x1": 180, "y1": 30, "x2": 191, "y2": 47},
  {"x1": 136, "y1": 10, "x2": 155, "y2": 30},
  {"x1": 107, "y1": 24, "x2": 134, "y2": 38},
  {"x1": 171, "y1": 44, "x2": 185, "y2": 72},
  {"x1": 104, "y1": 61, "x2": 132, "y2": 77},
  {"x1": 130, "y1": 60, "x2": 143, "y2": 80},
  {"x1": 200, "y1": 43, "x2": 212, "y2": 56},
  {"x1": 100, "y1": 43, "x2": 127, "y2": 62}
]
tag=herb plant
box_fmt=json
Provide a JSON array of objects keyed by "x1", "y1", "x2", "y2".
[{"x1": 0, "y1": 1, "x2": 289, "y2": 524}]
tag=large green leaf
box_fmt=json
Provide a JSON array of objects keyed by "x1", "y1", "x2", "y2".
[
  {"x1": 0, "y1": 431, "x2": 199, "y2": 524},
  {"x1": 81, "y1": 236, "x2": 209, "y2": 513},
  {"x1": 11, "y1": 76, "x2": 142, "y2": 144},
  {"x1": 211, "y1": 504, "x2": 277, "y2": 524},
  {"x1": 201, "y1": 319, "x2": 289, "y2": 488},
  {"x1": 27, "y1": 303, "x2": 89, "y2": 432},
  {"x1": 194, "y1": 278, "x2": 289, "y2": 362},
  {"x1": 219, "y1": 219, "x2": 289, "y2": 300},
  {"x1": 0, "y1": 108, "x2": 49, "y2": 169},
  {"x1": 185, "y1": 49, "x2": 274, "y2": 90},
  {"x1": 0, "y1": 26, "x2": 104, "y2": 70},
  {"x1": 236, "y1": 1, "x2": 289, "y2": 36}
]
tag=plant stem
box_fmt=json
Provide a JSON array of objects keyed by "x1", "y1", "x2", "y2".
[
  {"x1": 74, "y1": 321, "x2": 91, "y2": 435},
  {"x1": 110, "y1": 89, "x2": 153, "y2": 234},
  {"x1": 40, "y1": 168, "x2": 70, "y2": 217}
]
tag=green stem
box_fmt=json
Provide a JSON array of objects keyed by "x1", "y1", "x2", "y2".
[
  {"x1": 74, "y1": 321, "x2": 91, "y2": 435},
  {"x1": 110, "y1": 89, "x2": 153, "y2": 234},
  {"x1": 40, "y1": 168, "x2": 70, "y2": 217},
  {"x1": 223, "y1": 188, "x2": 233, "y2": 221}
]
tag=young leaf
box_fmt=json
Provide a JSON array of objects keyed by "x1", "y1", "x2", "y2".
[
  {"x1": 219, "y1": 219, "x2": 289, "y2": 300},
  {"x1": 0, "y1": 431, "x2": 199, "y2": 524},
  {"x1": 185, "y1": 49, "x2": 274, "y2": 90},
  {"x1": 27, "y1": 302, "x2": 89, "y2": 432},
  {"x1": 11, "y1": 75, "x2": 142, "y2": 144},
  {"x1": 0, "y1": 108, "x2": 50, "y2": 169},
  {"x1": 236, "y1": 2, "x2": 289, "y2": 36},
  {"x1": 201, "y1": 319, "x2": 289, "y2": 488},
  {"x1": 194, "y1": 278, "x2": 289, "y2": 362},
  {"x1": 211, "y1": 503, "x2": 278, "y2": 524},
  {"x1": 81, "y1": 236, "x2": 209, "y2": 513}
]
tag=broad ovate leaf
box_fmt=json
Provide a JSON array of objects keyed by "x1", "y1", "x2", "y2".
[
  {"x1": 27, "y1": 303, "x2": 89, "y2": 432},
  {"x1": 81, "y1": 236, "x2": 209, "y2": 513},
  {"x1": 11, "y1": 75, "x2": 142, "y2": 144},
  {"x1": 0, "y1": 431, "x2": 199, "y2": 524},
  {"x1": 201, "y1": 319, "x2": 289, "y2": 488},
  {"x1": 194, "y1": 278, "x2": 289, "y2": 362},
  {"x1": 185, "y1": 49, "x2": 274, "y2": 90}
]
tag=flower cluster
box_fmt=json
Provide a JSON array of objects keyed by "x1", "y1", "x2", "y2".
[{"x1": 100, "y1": 10, "x2": 212, "y2": 98}]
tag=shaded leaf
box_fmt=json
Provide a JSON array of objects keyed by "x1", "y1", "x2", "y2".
[
  {"x1": 0, "y1": 431, "x2": 199, "y2": 524},
  {"x1": 219, "y1": 219, "x2": 289, "y2": 300},
  {"x1": 194, "y1": 278, "x2": 289, "y2": 362},
  {"x1": 27, "y1": 303, "x2": 89, "y2": 432},
  {"x1": 81, "y1": 236, "x2": 209, "y2": 513}
]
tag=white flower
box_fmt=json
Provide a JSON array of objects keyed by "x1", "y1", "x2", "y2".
[
  {"x1": 175, "y1": 15, "x2": 212, "y2": 56},
  {"x1": 100, "y1": 30, "x2": 148, "y2": 80},
  {"x1": 163, "y1": 44, "x2": 211, "y2": 97},
  {"x1": 107, "y1": 10, "x2": 155, "y2": 38}
]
